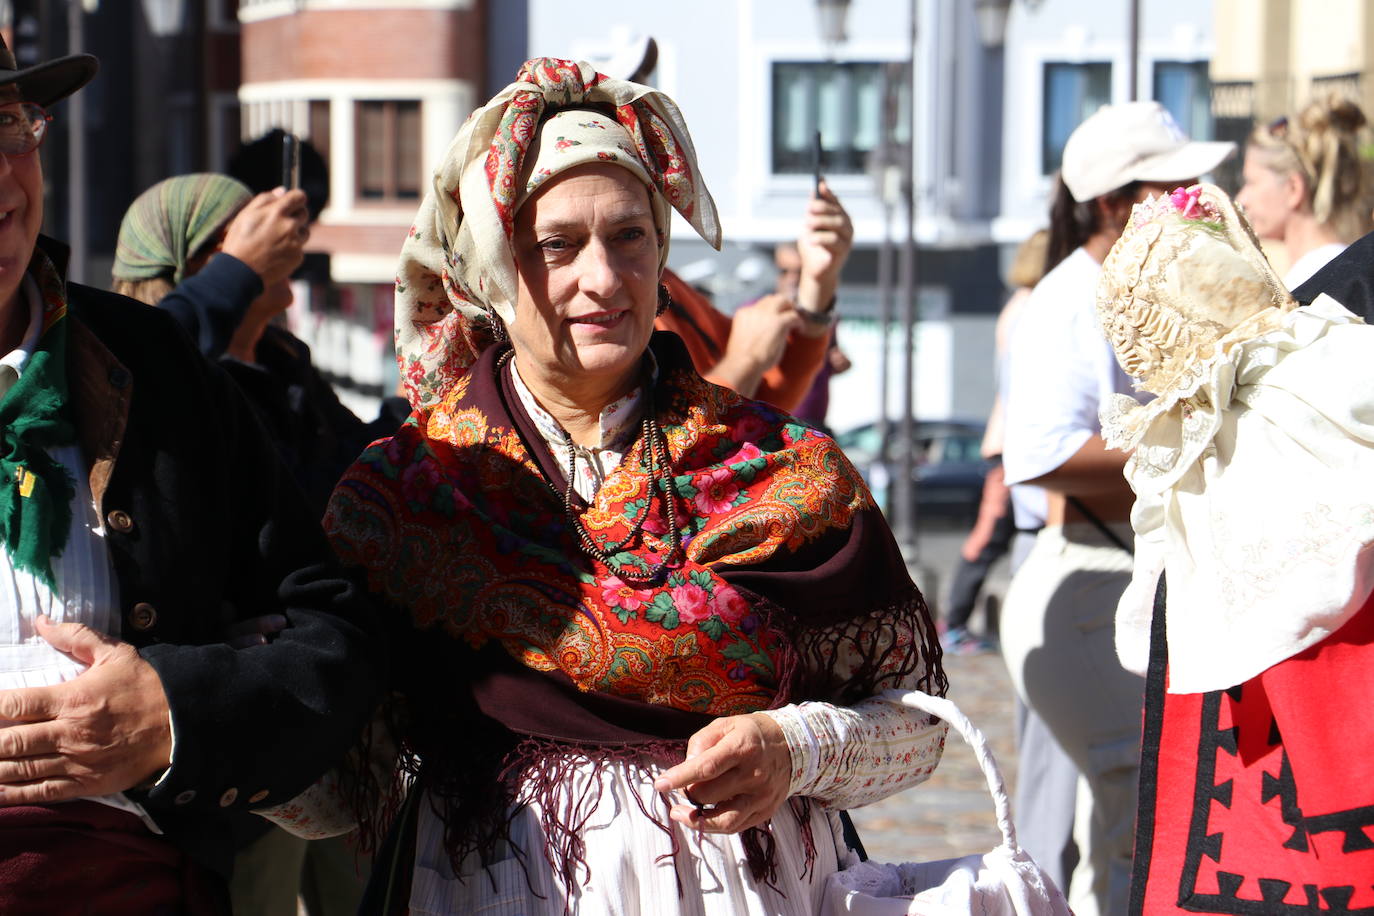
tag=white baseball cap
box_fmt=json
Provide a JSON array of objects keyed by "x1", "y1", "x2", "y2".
[{"x1": 1061, "y1": 101, "x2": 1235, "y2": 202}]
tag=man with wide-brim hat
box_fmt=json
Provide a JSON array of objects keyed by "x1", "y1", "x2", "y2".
[{"x1": 0, "y1": 36, "x2": 382, "y2": 913}]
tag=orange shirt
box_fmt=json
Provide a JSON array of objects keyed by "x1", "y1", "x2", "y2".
[{"x1": 655, "y1": 270, "x2": 827, "y2": 414}]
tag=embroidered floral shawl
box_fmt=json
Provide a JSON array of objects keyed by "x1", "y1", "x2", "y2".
[{"x1": 325, "y1": 333, "x2": 944, "y2": 884}]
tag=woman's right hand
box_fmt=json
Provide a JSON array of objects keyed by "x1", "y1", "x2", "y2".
[{"x1": 652, "y1": 712, "x2": 792, "y2": 834}]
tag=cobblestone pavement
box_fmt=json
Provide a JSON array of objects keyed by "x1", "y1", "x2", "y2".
[
  {"x1": 847, "y1": 525, "x2": 1019, "y2": 866},
  {"x1": 848, "y1": 650, "x2": 1018, "y2": 865}
]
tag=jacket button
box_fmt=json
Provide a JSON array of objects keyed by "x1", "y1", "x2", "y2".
[
  {"x1": 174, "y1": 789, "x2": 196, "y2": 805},
  {"x1": 106, "y1": 510, "x2": 134, "y2": 534},
  {"x1": 129, "y1": 602, "x2": 157, "y2": 631},
  {"x1": 219, "y1": 787, "x2": 239, "y2": 807},
  {"x1": 108, "y1": 367, "x2": 131, "y2": 390},
  {"x1": 248, "y1": 789, "x2": 270, "y2": 804}
]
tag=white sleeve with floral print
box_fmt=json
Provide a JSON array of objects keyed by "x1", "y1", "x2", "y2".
[{"x1": 759, "y1": 613, "x2": 947, "y2": 810}]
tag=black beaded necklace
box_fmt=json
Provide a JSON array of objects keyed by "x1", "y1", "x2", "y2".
[{"x1": 502, "y1": 349, "x2": 682, "y2": 585}]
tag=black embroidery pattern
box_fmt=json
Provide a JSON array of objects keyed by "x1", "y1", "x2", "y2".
[{"x1": 1174, "y1": 690, "x2": 1374, "y2": 913}]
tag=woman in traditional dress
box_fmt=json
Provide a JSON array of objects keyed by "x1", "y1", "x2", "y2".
[
  {"x1": 314, "y1": 59, "x2": 948, "y2": 914},
  {"x1": 1236, "y1": 92, "x2": 1370, "y2": 288},
  {"x1": 1097, "y1": 183, "x2": 1374, "y2": 912}
]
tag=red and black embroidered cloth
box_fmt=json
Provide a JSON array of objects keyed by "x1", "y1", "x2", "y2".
[{"x1": 1132, "y1": 584, "x2": 1374, "y2": 913}]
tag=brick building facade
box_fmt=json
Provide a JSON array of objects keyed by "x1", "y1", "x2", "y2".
[{"x1": 237, "y1": 0, "x2": 487, "y2": 405}]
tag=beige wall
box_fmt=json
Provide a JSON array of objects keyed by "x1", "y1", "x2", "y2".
[
  {"x1": 1212, "y1": 0, "x2": 1270, "y2": 80},
  {"x1": 1213, "y1": 0, "x2": 1374, "y2": 117}
]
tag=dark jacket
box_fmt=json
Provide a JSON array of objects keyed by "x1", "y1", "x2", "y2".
[
  {"x1": 222, "y1": 327, "x2": 404, "y2": 515},
  {"x1": 157, "y1": 252, "x2": 264, "y2": 358},
  {"x1": 1292, "y1": 231, "x2": 1374, "y2": 318},
  {"x1": 61, "y1": 258, "x2": 384, "y2": 878},
  {"x1": 159, "y1": 252, "x2": 407, "y2": 514}
]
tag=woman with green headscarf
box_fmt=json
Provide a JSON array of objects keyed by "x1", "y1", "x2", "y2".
[
  {"x1": 110, "y1": 173, "x2": 400, "y2": 513},
  {"x1": 112, "y1": 173, "x2": 308, "y2": 359}
]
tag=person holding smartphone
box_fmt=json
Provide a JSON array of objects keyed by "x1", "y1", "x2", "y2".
[
  {"x1": 111, "y1": 174, "x2": 396, "y2": 513},
  {"x1": 603, "y1": 35, "x2": 849, "y2": 413},
  {"x1": 112, "y1": 176, "x2": 308, "y2": 359}
]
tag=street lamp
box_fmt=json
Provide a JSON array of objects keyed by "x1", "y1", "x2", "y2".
[
  {"x1": 140, "y1": 0, "x2": 186, "y2": 37},
  {"x1": 815, "y1": 0, "x2": 851, "y2": 47},
  {"x1": 974, "y1": 0, "x2": 1012, "y2": 48}
]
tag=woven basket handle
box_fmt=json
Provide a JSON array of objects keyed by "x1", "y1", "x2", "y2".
[{"x1": 879, "y1": 688, "x2": 1018, "y2": 852}]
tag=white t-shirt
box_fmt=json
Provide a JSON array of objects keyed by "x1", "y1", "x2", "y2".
[
  {"x1": 1282, "y1": 242, "x2": 1346, "y2": 289},
  {"x1": 1002, "y1": 247, "x2": 1143, "y2": 527}
]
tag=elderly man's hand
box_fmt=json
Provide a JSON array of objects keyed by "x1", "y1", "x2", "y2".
[
  {"x1": 795, "y1": 180, "x2": 854, "y2": 328},
  {"x1": 652, "y1": 712, "x2": 792, "y2": 834},
  {"x1": 0, "y1": 617, "x2": 172, "y2": 804},
  {"x1": 221, "y1": 188, "x2": 310, "y2": 287}
]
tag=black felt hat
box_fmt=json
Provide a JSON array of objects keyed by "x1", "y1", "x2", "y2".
[{"x1": 0, "y1": 32, "x2": 97, "y2": 108}]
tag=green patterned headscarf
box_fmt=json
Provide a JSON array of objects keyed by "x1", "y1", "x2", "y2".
[{"x1": 112, "y1": 173, "x2": 253, "y2": 284}]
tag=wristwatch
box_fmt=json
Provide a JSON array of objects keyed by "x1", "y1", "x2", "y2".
[{"x1": 796, "y1": 295, "x2": 838, "y2": 329}]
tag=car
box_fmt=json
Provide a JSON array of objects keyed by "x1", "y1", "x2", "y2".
[{"x1": 834, "y1": 419, "x2": 990, "y2": 527}]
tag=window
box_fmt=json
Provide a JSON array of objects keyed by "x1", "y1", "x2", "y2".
[
  {"x1": 356, "y1": 100, "x2": 421, "y2": 202},
  {"x1": 309, "y1": 100, "x2": 330, "y2": 165},
  {"x1": 1042, "y1": 62, "x2": 1112, "y2": 174},
  {"x1": 1210, "y1": 79, "x2": 1254, "y2": 194},
  {"x1": 1154, "y1": 61, "x2": 1212, "y2": 141},
  {"x1": 772, "y1": 61, "x2": 908, "y2": 175}
]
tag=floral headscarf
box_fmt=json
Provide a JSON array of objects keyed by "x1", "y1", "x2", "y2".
[{"x1": 395, "y1": 58, "x2": 722, "y2": 412}]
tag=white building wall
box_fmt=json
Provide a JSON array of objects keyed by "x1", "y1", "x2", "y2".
[
  {"x1": 525, "y1": 0, "x2": 985, "y2": 249},
  {"x1": 996, "y1": 0, "x2": 1217, "y2": 242},
  {"x1": 524, "y1": 1, "x2": 1001, "y2": 430}
]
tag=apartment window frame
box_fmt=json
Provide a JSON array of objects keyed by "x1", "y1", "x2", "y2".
[
  {"x1": 1209, "y1": 78, "x2": 1253, "y2": 194},
  {"x1": 1153, "y1": 60, "x2": 1214, "y2": 142},
  {"x1": 1041, "y1": 60, "x2": 1113, "y2": 175},
  {"x1": 770, "y1": 60, "x2": 907, "y2": 177},
  {"x1": 354, "y1": 99, "x2": 422, "y2": 204},
  {"x1": 308, "y1": 99, "x2": 331, "y2": 166}
]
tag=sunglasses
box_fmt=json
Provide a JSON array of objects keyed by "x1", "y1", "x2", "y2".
[{"x1": 0, "y1": 103, "x2": 50, "y2": 157}]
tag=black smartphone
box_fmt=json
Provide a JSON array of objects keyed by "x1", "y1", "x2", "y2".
[
  {"x1": 811, "y1": 129, "x2": 823, "y2": 194},
  {"x1": 281, "y1": 132, "x2": 301, "y2": 191}
]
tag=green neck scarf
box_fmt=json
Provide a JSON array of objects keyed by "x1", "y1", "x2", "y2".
[{"x1": 0, "y1": 258, "x2": 76, "y2": 589}]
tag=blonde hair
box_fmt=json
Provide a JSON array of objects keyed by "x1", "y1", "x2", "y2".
[
  {"x1": 1007, "y1": 228, "x2": 1050, "y2": 289},
  {"x1": 1247, "y1": 92, "x2": 1370, "y2": 241},
  {"x1": 112, "y1": 276, "x2": 175, "y2": 307}
]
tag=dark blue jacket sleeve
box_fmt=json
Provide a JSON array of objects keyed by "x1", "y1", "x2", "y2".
[{"x1": 156, "y1": 254, "x2": 263, "y2": 358}]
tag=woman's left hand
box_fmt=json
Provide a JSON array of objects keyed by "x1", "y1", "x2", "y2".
[{"x1": 652, "y1": 712, "x2": 792, "y2": 834}]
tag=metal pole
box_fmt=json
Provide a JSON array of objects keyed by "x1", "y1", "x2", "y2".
[
  {"x1": 876, "y1": 191, "x2": 894, "y2": 503},
  {"x1": 894, "y1": 0, "x2": 919, "y2": 549},
  {"x1": 65, "y1": 0, "x2": 85, "y2": 284},
  {"x1": 874, "y1": 61, "x2": 900, "y2": 514},
  {"x1": 1127, "y1": 0, "x2": 1140, "y2": 101}
]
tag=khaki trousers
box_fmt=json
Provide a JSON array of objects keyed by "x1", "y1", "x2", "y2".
[{"x1": 1000, "y1": 523, "x2": 1144, "y2": 916}]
